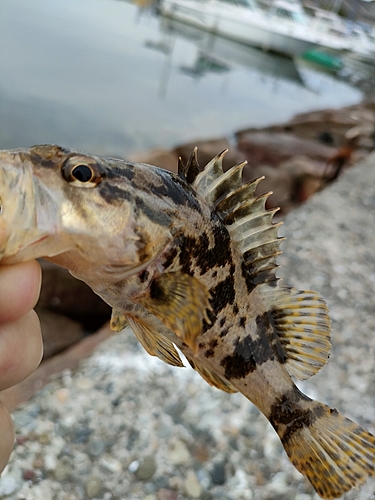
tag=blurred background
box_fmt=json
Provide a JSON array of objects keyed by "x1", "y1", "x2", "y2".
[{"x1": 1, "y1": 0, "x2": 374, "y2": 158}]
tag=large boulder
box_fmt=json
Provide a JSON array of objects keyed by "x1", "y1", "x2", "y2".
[
  {"x1": 236, "y1": 131, "x2": 336, "y2": 168},
  {"x1": 38, "y1": 261, "x2": 111, "y2": 332}
]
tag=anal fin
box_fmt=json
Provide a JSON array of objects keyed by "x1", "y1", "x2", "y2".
[
  {"x1": 187, "y1": 357, "x2": 237, "y2": 393},
  {"x1": 139, "y1": 272, "x2": 211, "y2": 351},
  {"x1": 260, "y1": 286, "x2": 331, "y2": 380}
]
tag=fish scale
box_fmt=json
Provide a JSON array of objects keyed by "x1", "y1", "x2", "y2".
[{"x1": 0, "y1": 144, "x2": 374, "y2": 499}]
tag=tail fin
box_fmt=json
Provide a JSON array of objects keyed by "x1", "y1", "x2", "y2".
[{"x1": 277, "y1": 401, "x2": 375, "y2": 499}]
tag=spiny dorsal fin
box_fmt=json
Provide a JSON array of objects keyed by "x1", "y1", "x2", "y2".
[
  {"x1": 186, "y1": 357, "x2": 238, "y2": 393},
  {"x1": 178, "y1": 147, "x2": 203, "y2": 184},
  {"x1": 260, "y1": 286, "x2": 331, "y2": 380},
  {"x1": 127, "y1": 315, "x2": 184, "y2": 368},
  {"x1": 180, "y1": 149, "x2": 281, "y2": 284},
  {"x1": 191, "y1": 149, "x2": 283, "y2": 285}
]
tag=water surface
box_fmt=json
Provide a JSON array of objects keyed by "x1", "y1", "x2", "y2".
[{"x1": 0, "y1": 0, "x2": 363, "y2": 157}]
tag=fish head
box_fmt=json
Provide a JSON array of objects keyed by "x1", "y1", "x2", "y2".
[{"x1": 0, "y1": 145, "x2": 169, "y2": 280}]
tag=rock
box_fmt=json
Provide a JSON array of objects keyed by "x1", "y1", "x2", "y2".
[
  {"x1": 54, "y1": 462, "x2": 72, "y2": 481},
  {"x1": 22, "y1": 469, "x2": 36, "y2": 482},
  {"x1": 86, "y1": 438, "x2": 107, "y2": 458},
  {"x1": 86, "y1": 477, "x2": 103, "y2": 498},
  {"x1": 38, "y1": 261, "x2": 111, "y2": 331},
  {"x1": 238, "y1": 102, "x2": 375, "y2": 149},
  {"x1": 243, "y1": 164, "x2": 293, "y2": 211},
  {"x1": 184, "y1": 470, "x2": 202, "y2": 498},
  {"x1": 236, "y1": 131, "x2": 335, "y2": 169},
  {"x1": 174, "y1": 138, "x2": 244, "y2": 172},
  {"x1": 54, "y1": 388, "x2": 70, "y2": 403},
  {"x1": 127, "y1": 149, "x2": 179, "y2": 173},
  {"x1": 193, "y1": 442, "x2": 210, "y2": 463},
  {"x1": 168, "y1": 439, "x2": 191, "y2": 466},
  {"x1": 280, "y1": 155, "x2": 327, "y2": 178},
  {"x1": 134, "y1": 455, "x2": 157, "y2": 481},
  {"x1": 44, "y1": 454, "x2": 58, "y2": 471},
  {"x1": 72, "y1": 426, "x2": 93, "y2": 444},
  {"x1": 265, "y1": 471, "x2": 291, "y2": 496},
  {"x1": 157, "y1": 489, "x2": 178, "y2": 500},
  {"x1": 99, "y1": 456, "x2": 122, "y2": 473},
  {"x1": 0, "y1": 475, "x2": 20, "y2": 496},
  {"x1": 210, "y1": 460, "x2": 227, "y2": 485},
  {"x1": 296, "y1": 176, "x2": 322, "y2": 203},
  {"x1": 38, "y1": 310, "x2": 84, "y2": 360}
]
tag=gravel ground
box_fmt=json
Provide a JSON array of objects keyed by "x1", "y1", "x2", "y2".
[{"x1": 2, "y1": 152, "x2": 375, "y2": 500}]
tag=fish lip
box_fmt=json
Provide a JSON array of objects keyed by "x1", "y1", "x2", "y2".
[{"x1": 26, "y1": 235, "x2": 49, "y2": 248}]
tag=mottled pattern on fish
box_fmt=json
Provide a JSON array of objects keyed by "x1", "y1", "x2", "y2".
[{"x1": 0, "y1": 145, "x2": 374, "y2": 499}]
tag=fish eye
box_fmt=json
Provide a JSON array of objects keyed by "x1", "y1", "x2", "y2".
[
  {"x1": 71, "y1": 164, "x2": 94, "y2": 182},
  {"x1": 61, "y1": 156, "x2": 105, "y2": 188}
]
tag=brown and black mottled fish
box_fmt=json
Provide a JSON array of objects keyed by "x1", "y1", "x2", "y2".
[{"x1": 0, "y1": 145, "x2": 374, "y2": 498}]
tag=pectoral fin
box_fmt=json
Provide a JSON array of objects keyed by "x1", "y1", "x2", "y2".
[
  {"x1": 127, "y1": 315, "x2": 184, "y2": 367},
  {"x1": 139, "y1": 272, "x2": 211, "y2": 351}
]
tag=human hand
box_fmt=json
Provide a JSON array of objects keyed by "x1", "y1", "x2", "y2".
[{"x1": 0, "y1": 255, "x2": 43, "y2": 472}]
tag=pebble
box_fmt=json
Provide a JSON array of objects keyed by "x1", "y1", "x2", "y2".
[
  {"x1": 86, "y1": 477, "x2": 103, "y2": 498},
  {"x1": 157, "y1": 489, "x2": 178, "y2": 500},
  {"x1": 86, "y1": 438, "x2": 106, "y2": 457},
  {"x1": 99, "y1": 455, "x2": 122, "y2": 472},
  {"x1": 265, "y1": 471, "x2": 290, "y2": 495},
  {"x1": 55, "y1": 388, "x2": 70, "y2": 403},
  {"x1": 0, "y1": 475, "x2": 19, "y2": 496},
  {"x1": 54, "y1": 463, "x2": 72, "y2": 481},
  {"x1": 75, "y1": 376, "x2": 94, "y2": 390},
  {"x1": 44, "y1": 454, "x2": 58, "y2": 471},
  {"x1": 168, "y1": 440, "x2": 191, "y2": 466},
  {"x1": 134, "y1": 456, "x2": 157, "y2": 480},
  {"x1": 22, "y1": 469, "x2": 36, "y2": 481},
  {"x1": 209, "y1": 460, "x2": 226, "y2": 485},
  {"x1": 184, "y1": 471, "x2": 202, "y2": 498}
]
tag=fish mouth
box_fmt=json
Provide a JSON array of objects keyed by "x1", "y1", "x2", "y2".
[{"x1": 0, "y1": 151, "x2": 42, "y2": 263}]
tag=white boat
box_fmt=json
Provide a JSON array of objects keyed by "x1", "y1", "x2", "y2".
[
  {"x1": 309, "y1": 8, "x2": 375, "y2": 64},
  {"x1": 159, "y1": 0, "x2": 349, "y2": 57},
  {"x1": 344, "y1": 27, "x2": 375, "y2": 64}
]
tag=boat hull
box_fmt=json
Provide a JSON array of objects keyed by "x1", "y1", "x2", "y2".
[{"x1": 160, "y1": 0, "x2": 338, "y2": 57}]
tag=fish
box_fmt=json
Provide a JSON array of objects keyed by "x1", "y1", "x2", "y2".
[{"x1": 0, "y1": 144, "x2": 374, "y2": 498}]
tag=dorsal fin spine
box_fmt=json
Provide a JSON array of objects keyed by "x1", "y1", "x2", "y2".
[
  {"x1": 177, "y1": 156, "x2": 185, "y2": 179},
  {"x1": 216, "y1": 176, "x2": 264, "y2": 215},
  {"x1": 193, "y1": 150, "x2": 228, "y2": 198},
  {"x1": 184, "y1": 147, "x2": 202, "y2": 184},
  {"x1": 209, "y1": 161, "x2": 247, "y2": 207},
  {"x1": 230, "y1": 209, "x2": 279, "y2": 240},
  {"x1": 240, "y1": 223, "x2": 282, "y2": 253}
]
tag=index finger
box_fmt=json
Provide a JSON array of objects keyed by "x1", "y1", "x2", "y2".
[
  {"x1": 0, "y1": 227, "x2": 42, "y2": 323},
  {"x1": 0, "y1": 260, "x2": 42, "y2": 324}
]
